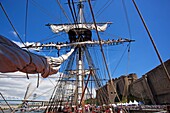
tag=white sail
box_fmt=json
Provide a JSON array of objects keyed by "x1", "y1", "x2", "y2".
[
  {"x1": 50, "y1": 23, "x2": 108, "y2": 33},
  {"x1": 46, "y1": 48, "x2": 75, "y2": 70},
  {"x1": 0, "y1": 35, "x2": 74, "y2": 78}
]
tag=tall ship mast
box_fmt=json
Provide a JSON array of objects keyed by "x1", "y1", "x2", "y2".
[
  {"x1": 1, "y1": 0, "x2": 169, "y2": 113},
  {"x1": 37, "y1": 0, "x2": 134, "y2": 111},
  {"x1": 0, "y1": 0, "x2": 134, "y2": 112}
]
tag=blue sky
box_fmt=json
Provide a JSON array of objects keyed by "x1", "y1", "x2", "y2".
[
  {"x1": 0, "y1": 0, "x2": 170, "y2": 99},
  {"x1": 0, "y1": 0, "x2": 170, "y2": 77}
]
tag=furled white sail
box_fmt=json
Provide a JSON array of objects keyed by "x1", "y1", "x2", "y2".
[
  {"x1": 47, "y1": 48, "x2": 75, "y2": 70},
  {"x1": 0, "y1": 35, "x2": 74, "y2": 78},
  {"x1": 50, "y1": 23, "x2": 108, "y2": 33}
]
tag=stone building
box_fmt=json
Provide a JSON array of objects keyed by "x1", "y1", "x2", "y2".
[
  {"x1": 96, "y1": 59, "x2": 170, "y2": 105},
  {"x1": 129, "y1": 59, "x2": 170, "y2": 105},
  {"x1": 96, "y1": 73, "x2": 138, "y2": 105}
]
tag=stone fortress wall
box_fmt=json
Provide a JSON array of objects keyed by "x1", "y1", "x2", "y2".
[{"x1": 96, "y1": 59, "x2": 170, "y2": 105}]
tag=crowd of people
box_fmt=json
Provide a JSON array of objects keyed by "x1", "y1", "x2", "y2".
[
  {"x1": 47, "y1": 104, "x2": 169, "y2": 113},
  {"x1": 55, "y1": 104, "x2": 124, "y2": 113}
]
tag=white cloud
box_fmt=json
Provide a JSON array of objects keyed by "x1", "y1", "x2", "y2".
[
  {"x1": 0, "y1": 72, "x2": 97, "y2": 104},
  {"x1": 0, "y1": 72, "x2": 57, "y2": 101},
  {"x1": 10, "y1": 31, "x2": 18, "y2": 37}
]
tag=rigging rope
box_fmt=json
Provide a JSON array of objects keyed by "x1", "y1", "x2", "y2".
[
  {"x1": 95, "y1": 0, "x2": 114, "y2": 20},
  {"x1": 30, "y1": 87, "x2": 55, "y2": 100},
  {"x1": 132, "y1": 0, "x2": 170, "y2": 81},
  {"x1": 37, "y1": 73, "x2": 40, "y2": 88},
  {"x1": 87, "y1": 0, "x2": 121, "y2": 103},
  {"x1": 126, "y1": 45, "x2": 131, "y2": 75},
  {"x1": 121, "y1": 0, "x2": 132, "y2": 76},
  {"x1": 68, "y1": 0, "x2": 77, "y2": 23},
  {"x1": 48, "y1": 78, "x2": 56, "y2": 86},
  {"x1": 1, "y1": 2, "x2": 31, "y2": 79},
  {"x1": 56, "y1": 0, "x2": 72, "y2": 23},
  {"x1": 30, "y1": 0, "x2": 61, "y2": 21},
  {"x1": 88, "y1": 47, "x2": 102, "y2": 83},
  {"x1": 83, "y1": 47, "x2": 111, "y2": 104},
  {"x1": 71, "y1": 0, "x2": 78, "y2": 22},
  {"x1": 92, "y1": 47, "x2": 106, "y2": 85},
  {"x1": 25, "y1": 79, "x2": 44, "y2": 100},
  {"x1": 122, "y1": 0, "x2": 132, "y2": 39},
  {"x1": 45, "y1": 74, "x2": 63, "y2": 112},
  {"x1": 35, "y1": 33, "x2": 64, "y2": 43},
  {"x1": 111, "y1": 44, "x2": 130, "y2": 76},
  {"x1": 24, "y1": 0, "x2": 29, "y2": 43},
  {"x1": 87, "y1": 0, "x2": 110, "y2": 83},
  {"x1": 0, "y1": 3, "x2": 26, "y2": 47}
]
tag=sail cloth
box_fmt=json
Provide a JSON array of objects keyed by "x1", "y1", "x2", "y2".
[
  {"x1": 0, "y1": 35, "x2": 74, "y2": 78},
  {"x1": 49, "y1": 23, "x2": 108, "y2": 34}
]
